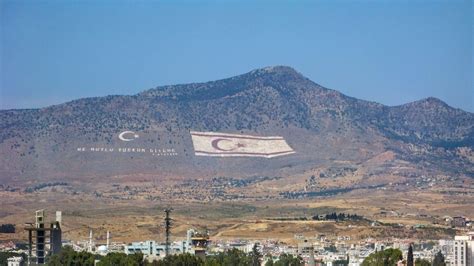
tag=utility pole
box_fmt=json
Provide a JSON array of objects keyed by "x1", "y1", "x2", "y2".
[{"x1": 164, "y1": 208, "x2": 172, "y2": 257}]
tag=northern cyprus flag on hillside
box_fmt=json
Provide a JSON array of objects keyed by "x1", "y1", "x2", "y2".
[{"x1": 190, "y1": 131, "x2": 295, "y2": 158}]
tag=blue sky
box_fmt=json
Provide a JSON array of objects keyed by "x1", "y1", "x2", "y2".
[{"x1": 1, "y1": 0, "x2": 472, "y2": 112}]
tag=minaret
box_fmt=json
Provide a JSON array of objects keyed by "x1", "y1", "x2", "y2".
[
  {"x1": 88, "y1": 229, "x2": 93, "y2": 252},
  {"x1": 106, "y1": 230, "x2": 110, "y2": 249},
  {"x1": 56, "y1": 211, "x2": 62, "y2": 224}
]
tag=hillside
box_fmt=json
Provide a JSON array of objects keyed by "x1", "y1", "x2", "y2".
[{"x1": 0, "y1": 66, "x2": 473, "y2": 187}]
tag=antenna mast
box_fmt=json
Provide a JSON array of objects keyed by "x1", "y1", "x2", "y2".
[{"x1": 164, "y1": 208, "x2": 173, "y2": 257}]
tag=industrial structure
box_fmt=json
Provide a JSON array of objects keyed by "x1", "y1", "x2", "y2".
[
  {"x1": 164, "y1": 208, "x2": 172, "y2": 257},
  {"x1": 24, "y1": 210, "x2": 62, "y2": 265}
]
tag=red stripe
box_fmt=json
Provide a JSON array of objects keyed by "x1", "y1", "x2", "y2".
[
  {"x1": 194, "y1": 150, "x2": 294, "y2": 156},
  {"x1": 191, "y1": 133, "x2": 284, "y2": 140}
]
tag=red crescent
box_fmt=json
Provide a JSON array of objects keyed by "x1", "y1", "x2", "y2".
[{"x1": 211, "y1": 138, "x2": 237, "y2": 151}]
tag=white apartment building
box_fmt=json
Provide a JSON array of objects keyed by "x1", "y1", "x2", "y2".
[{"x1": 452, "y1": 233, "x2": 474, "y2": 266}]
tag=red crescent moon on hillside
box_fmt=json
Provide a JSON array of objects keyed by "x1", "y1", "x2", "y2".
[{"x1": 211, "y1": 138, "x2": 238, "y2": 151}]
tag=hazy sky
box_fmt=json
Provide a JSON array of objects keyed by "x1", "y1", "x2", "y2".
[{"x1": 1, "y1": 0, "x2": 472, "y2": 112}]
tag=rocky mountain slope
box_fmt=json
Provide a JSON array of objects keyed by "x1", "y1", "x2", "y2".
[{"x1": 1, "y1": 66, "x2": 473, "y2": 185}]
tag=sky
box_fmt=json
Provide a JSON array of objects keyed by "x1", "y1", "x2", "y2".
[{"x1": 1, "y1": 0, "x2": 472, "y2": 112}]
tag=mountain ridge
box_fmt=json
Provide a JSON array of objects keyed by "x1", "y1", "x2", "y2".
[
  {"x1": 1, "y1": 66, "x2": 471, "y2": 114},
  {"x1": 0, "y1": 66, "x2": 472, "y2": 185}
]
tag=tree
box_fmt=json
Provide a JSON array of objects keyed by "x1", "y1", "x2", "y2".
[
  {"x1": 407, "y1": 244, "x2": 414, "y2": 266},
  {"x1": 97, "y1": 252, "x2": 144, "y2": 266},
  {"x1": 48, "y1": 246, "x2": 97, "y2": 266},
  {"x1": 0, "y1": 224, "x2": 15, "y2": 233},
  {"x1": 0, "y1": 251, "x2": 27, "y2": 265},
  {"x1": 432, "y1": 251, "x2": 446, "y2": 266},
  {"x1": 204, "y1": 248, "x2": 252, "y2": 266},
  {"x1": 361, "y1": 248, "x2": 403, "y2": 266},
  {"x1": 324, "y1": 245, "x2": 337, "y2": 253},
  {"x1": 265, "y1": 258, "x2": 274, "y2": 266},
  {"x1": 48, "y1": 247, "x2": 146, "y2": 266},
  {"x1": 251, "y1": 243, "x2": 262, "y2": 266},
  {"x1": 415, "y1": 258, "x2": 431, "y2": 266},
  {"x1": 264, "y1": 253, "x2": 274, "y2": 266},
  {"x1": 273, "y1": 253, "x2": 304, "y2": 266},
  {"x1": 333, "y1": 259, "x2": 349, "y2": 266}
]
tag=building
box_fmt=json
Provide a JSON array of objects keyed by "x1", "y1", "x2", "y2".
[
  {"x1": 50, "y1": 211, "x2": 62, "y2": 255},
  {"x1": 24, "y1": 210, "x2": 62, "y2": 265},
  {"x1": 187, "y1": 229, "x2": 210, "y2": 259},
  {"x1": 125, "y1": 240, "x2": 187, "y2": 257},
  {"x1": 91, "y1": 230, "x2": 117, "y2": 255},
  {"x1": 124, "y1": 228, "x2": 209, "y2": 259},
  {"x1": 452, "y1": 233, "x2": 474, "y2": 266},
  {"x1": 297, "y1": 240, "x2": 315, "y2": 266},
  {"x1": 452, "y1": 217, "x2": 467, "y2": 228},
  {"x1": 35, "y1": 210, "x2": 46, "y2": 264},
  {"x1": 7, "y1": 257, "x2": 23, "y2": 266}
]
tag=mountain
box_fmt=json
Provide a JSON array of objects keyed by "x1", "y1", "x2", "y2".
[{"x1": 0, "y1": 66, "x2": 473, "y2": 187}]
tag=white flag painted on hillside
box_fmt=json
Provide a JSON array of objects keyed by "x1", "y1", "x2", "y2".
[{"x1": 190, "y1": 131, "x2": 295, "y2": 158}]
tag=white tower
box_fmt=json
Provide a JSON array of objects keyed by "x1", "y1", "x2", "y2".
[
  {"x1": 88, "y1": 229, "x2": 93, "y2": 252},
  {"x1": 56, "y1": 211, "x2": 62, "y2": 224}
]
